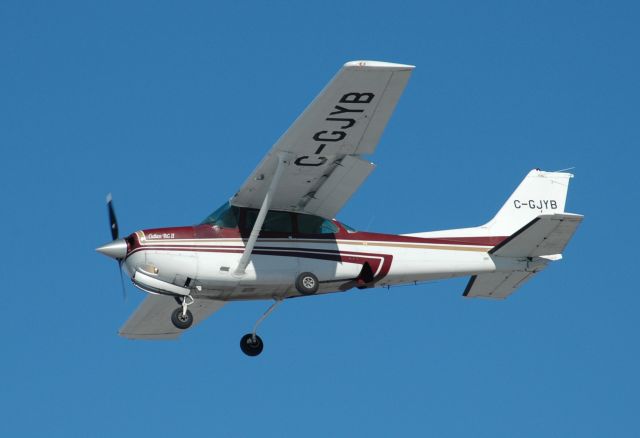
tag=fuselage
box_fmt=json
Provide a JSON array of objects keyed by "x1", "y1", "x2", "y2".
[{"x1": 120, "y1": 204, "x2": 512, "y2": 301}]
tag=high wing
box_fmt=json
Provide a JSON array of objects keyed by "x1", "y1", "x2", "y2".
[
  {"x1": 119, "y1": 295, "x2": 226, "y2": 340},
  {"x1": 231, "y1": 60, "x2": 414, "y2": 219}
]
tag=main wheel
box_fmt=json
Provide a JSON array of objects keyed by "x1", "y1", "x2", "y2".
[
  {"x1": 295, "y1": 272, "x2": 319, "y2": 295},
  {"x1": 240, "y1": 333, "x2": 264, "y2": 356},
  {"x1": 171, "y1": 308, "x2": 194, "y2": 329}
]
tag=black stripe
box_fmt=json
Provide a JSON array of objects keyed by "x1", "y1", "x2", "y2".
[
  {"x1": 254, "y1": 250, "x2": 342, "y2": 262},
  {"x1": 462, "y1": 275, "x2": 477, "y2": 296},
  {"x1": 125, "y1": 246, "x2": 385, "y2": 264},
  {"x1": 488, "y1": 217, "x2": 541, "y2": 255},
  {"x1": 127, "y1": 245, "x2": 389, "y2": 259}
]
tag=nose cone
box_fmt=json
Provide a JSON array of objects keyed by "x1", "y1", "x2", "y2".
[{"x1": 96, "y1": 239, "x2": 128, "y2": 260}]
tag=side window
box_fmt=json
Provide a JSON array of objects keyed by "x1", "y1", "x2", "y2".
[
  {"x1": 245, "y1": 210, "x2": 293, "y2": 233},
  {"x1": 297, "y1": 214, "x2": 339, "y2": 234},
  {"x1": 264, "y1": 211, "x2": 293, "y2": 233},
  {"x1": 319, "y1": 219, "x2": 339, "y2": 234}
]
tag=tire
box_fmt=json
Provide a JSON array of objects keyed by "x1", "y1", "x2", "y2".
[
  {"x1": 240, "y1": 333, "x2": 264, "y2": 356},
  {"x1": 171, "y1": 308, "x2": 194, "y2": 329},
  {"x1": 295, "y1": 272, "x2": 319, "y2": 295}
]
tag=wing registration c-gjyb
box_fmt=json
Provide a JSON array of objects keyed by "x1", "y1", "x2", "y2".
[{"x1": 231, "y1": 60, "x2": 415, "y2": 219}]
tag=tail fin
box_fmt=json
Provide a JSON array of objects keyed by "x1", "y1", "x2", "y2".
[
  {"x1": 484, "y1": 169, "x2": 574, "y2": 236},
  {"x1": 401, "y1": 168, "x2": 581, "y2": 300},
  {"x1": 463, "y1": 169, "x2": 580, "y2": 300}
]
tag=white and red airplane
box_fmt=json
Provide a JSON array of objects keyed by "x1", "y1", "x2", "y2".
[{"x1": 97, "y1": 61, "x2": 582, "y2": 356}]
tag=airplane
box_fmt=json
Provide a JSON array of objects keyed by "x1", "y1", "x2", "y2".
[{"x1": 96, "y1": 60, "x2": 583, "y2": 356}]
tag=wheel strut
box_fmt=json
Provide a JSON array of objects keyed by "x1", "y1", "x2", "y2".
[
  {"x1": 181, "y1": 295, "x2": 194, "y2": 317},
  {"x1": 240, "y1": 299, "x2": 283, "y2": 357},
  {"x1": 252, "y1": 299, "x2": 282, "y2": 341}
]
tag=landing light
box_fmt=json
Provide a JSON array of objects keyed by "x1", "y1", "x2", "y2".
[{"x1": 139, "y1": 264, "x2": 159, "y2": 275}]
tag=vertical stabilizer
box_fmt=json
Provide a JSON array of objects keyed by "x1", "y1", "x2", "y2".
[{"x1": 484, "y1": 169, "x2": 573, "y2": 236}]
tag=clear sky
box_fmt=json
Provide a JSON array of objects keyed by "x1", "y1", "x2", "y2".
[{"x1": 1, "y1": 1, "x2": 639, "y2": 436}]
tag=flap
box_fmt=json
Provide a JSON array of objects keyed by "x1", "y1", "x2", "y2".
[{"x1": 302, "y1": 155, "x2": 375, "y2": 218}]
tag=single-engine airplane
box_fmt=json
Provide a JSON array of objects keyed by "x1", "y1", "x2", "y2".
[{"x1": 97, "y1": 60, "x2": 582, "y2": 356}]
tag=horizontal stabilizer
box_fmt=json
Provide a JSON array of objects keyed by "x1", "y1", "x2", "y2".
[
  {"x1": 464, "y1": 213, "x2": 582, "y2": 299},
  {"x1": 490, "y1": 213, "x2": 583, "y2": 258},
  {"x1": 463, "y1": 269, "x2": 545, "y2": 299}
]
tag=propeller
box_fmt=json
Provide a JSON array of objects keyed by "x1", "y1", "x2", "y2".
[
  {"x1": 97, "y1": 193, "x2": 128, "y2": 300},
  {"x1": 107, "y1": 193, "x2": 119, "y2": 240},
  {"x1": 118, "y1": 261, "x2": 127, "y2": 301}
]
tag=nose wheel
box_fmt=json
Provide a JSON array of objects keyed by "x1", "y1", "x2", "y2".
[{"x1": 171, "y1": 295, "x2": 194, "y2": 330}]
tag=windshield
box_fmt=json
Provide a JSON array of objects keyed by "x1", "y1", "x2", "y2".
[
  {"x1": 200, "y1": 202, "x2": 240, "y2": 228},
  {"x1": 340, "y1": 222, "x2": 357, "y2": 233}
]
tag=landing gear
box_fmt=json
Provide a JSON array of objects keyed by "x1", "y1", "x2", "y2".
[
  {"x1": 171, "y1": 295, "x2": 194, "y2": 330},
  {"x1": 240, "y1": 333, "x2": 263, "y2": 356},
  {"x1": 171, "y1": 308, "x2": 193, "y2": 329},
  {"x1": 295, "y1": 271, "x2": 319, "y2": 295},
  {"x1": 240, "y1": 299, "x2": 282, "y2": 357}
]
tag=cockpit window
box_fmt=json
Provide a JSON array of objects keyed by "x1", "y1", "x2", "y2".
[
  {"x1": 200, "y1": 202, "x2": 240, "y2": 228},
  {"x1": 245, "y1": 209, "x2": 293, "y2": 233},
  {"x1": 297, "y1": 214, "x2": 339, "y2": 234}
]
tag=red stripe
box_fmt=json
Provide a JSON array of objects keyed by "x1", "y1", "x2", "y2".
[{"x1": 131, "y1": 227, "x2": 505, "y2": 250}]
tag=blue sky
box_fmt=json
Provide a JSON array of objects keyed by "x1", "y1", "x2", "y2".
[{"x1": 1, "y1": 1, "x2": 639, "y2": 436}]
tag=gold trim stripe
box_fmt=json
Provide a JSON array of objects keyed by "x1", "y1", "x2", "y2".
[{"x1": 136, "y1": 235, "x2": 489, "y2": 253}]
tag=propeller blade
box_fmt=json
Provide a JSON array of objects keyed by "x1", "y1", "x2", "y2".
[
  {"x1": 101, "y1": 193, "x2": 127, "y2": 301},
  {"x1": 118, "y1": 261, "x2": 127, "y2": 301},
  {"x1": 107, "y1": 193, "x2": 119, "y2": 241}
]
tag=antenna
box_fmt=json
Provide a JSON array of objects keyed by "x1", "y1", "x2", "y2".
[{"x1": 552, "y1": 166, "x2": 576, "y2": 173}]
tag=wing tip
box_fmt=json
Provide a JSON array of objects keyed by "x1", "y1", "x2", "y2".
[{"x1": 343, "y1": 60, "x2": 415, "y2": 70}]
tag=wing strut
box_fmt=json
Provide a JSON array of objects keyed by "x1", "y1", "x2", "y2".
[{"x1": 233, "y1": 153, "x2": 288, "y2": 276}]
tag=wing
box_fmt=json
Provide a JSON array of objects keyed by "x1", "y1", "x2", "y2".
[
  {"x1": 119, "y1": 295, "x2": 226, "y2": 340},
  {"x1": 231, "y1": 60, "x2": 414, "y2": 218}
]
